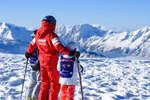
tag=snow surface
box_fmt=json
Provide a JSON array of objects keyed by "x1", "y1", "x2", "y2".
[{"x1": 0, "y1": 53, "x2": 150, "y2": 100}]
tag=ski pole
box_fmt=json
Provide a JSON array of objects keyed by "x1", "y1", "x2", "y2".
[
  {"x1": 76, "y1": 58, "x2": 84, "y2": 100},
  {"x1": 20, "y1": 58, "x2": 28, "y2": 100}
]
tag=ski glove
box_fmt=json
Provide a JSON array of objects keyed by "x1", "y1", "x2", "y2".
[
  {"x1": 25, "y1": 52, "x2": 31, "y2": 59},
  {"x1": 69, "y1": 50, "x2": 80, "y2": 59}
]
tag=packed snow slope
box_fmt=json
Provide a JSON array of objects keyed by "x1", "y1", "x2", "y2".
[{"x1": 0, "y1": 53, "x2": 149, "y2": 100}]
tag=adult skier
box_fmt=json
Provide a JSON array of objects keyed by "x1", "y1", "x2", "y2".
[{"x1": 25, "y1": 15, "x2": 80, "y2": 100}]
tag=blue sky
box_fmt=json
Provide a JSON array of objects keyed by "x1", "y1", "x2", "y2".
[{"x1": 1, "y1": 0, "x2": 150, "y2": 30}]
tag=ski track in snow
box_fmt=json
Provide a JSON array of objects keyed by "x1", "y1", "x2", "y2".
[{"x1": 0, "y1": 53, "x2": 150, "y2": 100}]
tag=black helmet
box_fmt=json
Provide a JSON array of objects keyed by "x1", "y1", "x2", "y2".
[
  {"x1": 42, "y1": 15, "x2": 56, "y2": 26},
  {"x1": 31, "y1": 30, "x2": 37, "y2": 37}
]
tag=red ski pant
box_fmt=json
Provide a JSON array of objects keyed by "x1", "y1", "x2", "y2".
[
  {"x1": 38, "y1": 59, "x2": 60, "y2": 100},
  {"x1": 60, "y1": 85, "x2": 75, "y2": 100}
]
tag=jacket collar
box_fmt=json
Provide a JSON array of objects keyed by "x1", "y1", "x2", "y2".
[{"x1": 41, "y1": 20, "x2": 55, "y2": 32}]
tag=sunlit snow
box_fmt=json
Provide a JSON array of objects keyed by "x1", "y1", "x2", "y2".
[{"x1": 0, "y1": 53, "x2": 149, "y2": 100}]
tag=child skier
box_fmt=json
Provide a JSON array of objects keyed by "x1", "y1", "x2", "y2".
[
  {"x1": 57, "y1": 42, "x2": 83, "y2": 100},
  {"x1": 26, "y1": 30, "x2": 41, "y2": 100}
]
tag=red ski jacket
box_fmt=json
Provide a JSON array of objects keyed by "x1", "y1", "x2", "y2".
[{"x1": 27, "y1": 20, "x2": 70, "y2": 61}]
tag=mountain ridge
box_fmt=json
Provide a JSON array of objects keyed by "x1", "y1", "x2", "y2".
[{"x1": 0, "y1": 22, "x2": 150, "y2": 57}]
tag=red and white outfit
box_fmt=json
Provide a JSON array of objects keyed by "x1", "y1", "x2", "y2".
[
  {"x1": 57, "y1": 55, "x2": 81, "y2": 100},
  {"x1": 27, "y1": 20, "x2": 70, "y2": 100}
]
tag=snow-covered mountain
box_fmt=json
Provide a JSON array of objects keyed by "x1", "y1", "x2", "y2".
[
  {"x1": 0, "y1": 22, "x2": 150, "y2": 57},
  {"x1": 0, "y1": 22, "x2": 32, "y2": 54},
  {"x1": 56, "y1": 24, "x2": 150, "y2": 57},
  {"x1": 0, "y1": 22, "x2": 31, "y2": 41}
]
